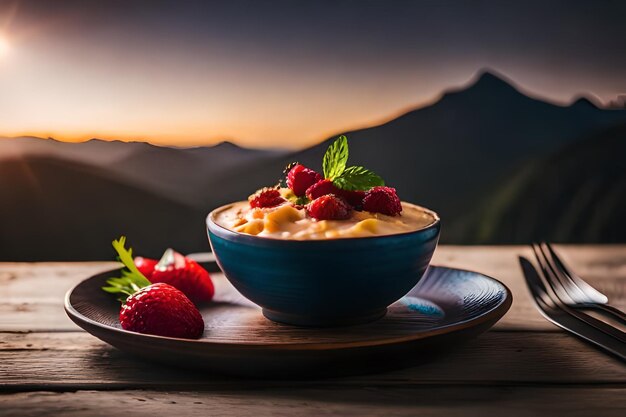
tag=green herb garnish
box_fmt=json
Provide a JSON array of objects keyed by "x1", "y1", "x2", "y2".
[
  {"x1": 323, "y1": 135, "x2": 349, "y2": 180},
  {"x1": 322, "y1": 135, "x2": 385, "y2": 191},
  {"x1": 333, "y1": 165, "x2": 384, "y2": 191},
  {"x1": 102, "y1": 236, "x2": 151, "y2": 302}
]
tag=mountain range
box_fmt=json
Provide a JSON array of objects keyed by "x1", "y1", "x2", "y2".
[
  {"x1": 464, "y1": 123, "x2": 626, "y2": 243},
  {"x1": 2, "y1": 71, "x2": 625, "y2": 260}
]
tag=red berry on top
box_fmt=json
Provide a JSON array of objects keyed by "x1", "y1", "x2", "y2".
[
  {"x1": 306, "y1": 179, "x2": 366, "y2": 208},
  {"x1": 362, "y1": 186, "x2": 402, "y2": 216},
  {"x1": 150, "y1": 249, "x2": 215, "y2": 304},
  {"x1": 287, "y1": 164, "x2": 323, "y2": 197},
  {"x1": 338, "y1": 189, "x2": 366, "y2": 208},
  {"x1": 249, "y1": 188, "x2": 286, "y2": 208},
  {"x1": 119, "y1": 283, "x2": 204, "y2": 339},
  {"x1": 134, "y1": 256, "x2": 158, "y2": 280},
  {"x1": 305, "y1": 179, "x2": 337, "y2": 200},
  {"x1": 306, "y1": 194, "x2": 352, "y2": 220}
]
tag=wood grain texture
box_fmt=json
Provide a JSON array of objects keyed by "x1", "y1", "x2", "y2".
[
  {"x1": 1, "y1": 246, "x2": 625, "y2": 416},
  {"x1": 1, "y1": 387, "x2": 625, "y2": 417},
  {"x1": 1, "y1": 331, "x2": 624, "y2": 389}
]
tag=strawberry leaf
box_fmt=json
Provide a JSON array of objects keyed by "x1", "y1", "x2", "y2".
[
  {"x1": 322, "y1": 135, "x2": 349, "y2": 180},
  {"x1": 333, "y1": 166, "x2": 385, "y2": 191},
  {"x1": 102, "y1": 236, "x2": 152, "y2": 302}
]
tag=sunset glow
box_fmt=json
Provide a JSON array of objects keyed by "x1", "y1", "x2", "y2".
[
  {"x1": 0, "y1": 35, "x2": 8, "y2": 57},
  {"x1": 1, "y1": 1, "x2": 625, "y2": 149}
]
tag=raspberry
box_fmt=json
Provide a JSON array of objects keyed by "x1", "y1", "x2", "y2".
[
  {"x1": 287, "y1": 164, "x2": 323, "y2": 196},
  {"x1": 249, "y1": 188, "x2": 286, "y2": 208},
  {"x1": 306, "y1": 179, "x2": 366, "y2": 208},
  {"x1": 306, "y1": 194, "x2": 351, "y2": 220},
  {"x1": 339, "y1": 189, "x2": 366, "y2": 208},
  {"x1": 362, "y1": 186, "x2": 402, "y2": 216},
  {"x1": 305, "y1": 179, "x2": 336, "y2": 200}
]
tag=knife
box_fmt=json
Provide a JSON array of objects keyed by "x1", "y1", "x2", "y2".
[{"x1": 519, "y1": 256, "x2": 626, "y2": 362}]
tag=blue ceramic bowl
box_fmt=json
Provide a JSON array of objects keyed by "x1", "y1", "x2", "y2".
[{"x1": 206, "y1": 202, "x2": 440, "y2": 327}]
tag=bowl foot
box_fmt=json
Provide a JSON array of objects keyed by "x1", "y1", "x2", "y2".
[{"x1": 262, "y1": 308, "x2": 387, "y2": 327}]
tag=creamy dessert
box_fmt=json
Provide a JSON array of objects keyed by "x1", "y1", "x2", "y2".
[
  {"x1": 215, "y1": 200, "x2": 436, "y2": 239},
  {"x1": 216, "y1": 135, "x2": 437, "y2": 240}
]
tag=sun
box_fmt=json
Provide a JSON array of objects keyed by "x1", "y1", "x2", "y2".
[{"x1": 0, "y1": 36, "x2": 9, "y2": 58}]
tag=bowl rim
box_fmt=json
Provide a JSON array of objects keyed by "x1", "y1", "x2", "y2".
[{"x1": 206, "y1": 201, "x2": 440, "y2": 243}]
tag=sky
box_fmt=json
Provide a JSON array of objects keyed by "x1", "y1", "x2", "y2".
[{"x1": 0, "y1": 0, "x2": 625, "y2": 148}]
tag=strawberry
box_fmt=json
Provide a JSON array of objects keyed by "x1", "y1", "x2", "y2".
[
  {"x1": 150, "y1": 249, "x2": 215, "y2": 304},
  {"x1": 362, "y1": 186, "x2": 402, "y2": 216},
  {"x1": 120, "y1": 283, "x2": 204, "y2": 339},
  {"x1": 287, "y1": 164, "x2": 322, "y2": 196},
  {"x1": 134, "y1": 256, "x2": 158, "y2": 279},
  {"x1": 249, "y1": 188, "x2": 286, "y2": 208},
  {"x1": 306, "y1": 179, "x2": 366, "y2": 208},
  {"x1": 306, "y1": 194, "x2": 351, "y2": 220},
  {"x1": 134, "y1": 251, "x2": 214, "y2": 304},
  {"x1": 102, "y1": 237, "x2": 204, "y2": 339}
]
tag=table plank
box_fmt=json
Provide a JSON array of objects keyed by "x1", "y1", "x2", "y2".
[
  {"x1": 1, "y1": 246, "x2": 625, "y2": 416},
  {"x1": 1, "y1": 331, "x2": 624, "y2": 389},
  {"x1": 1, "y1": 246, "x2": 624, "y2": 332},
  {"x1": 1, "y1": 387, "x2": 625, "y2": 417}
]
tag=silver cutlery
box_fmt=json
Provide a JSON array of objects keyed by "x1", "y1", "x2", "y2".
[
  {"x1": 533, "y1": 242, "x2": 626, "y2": 324},
  {"x1": 531, "y1": 244, "x2": 626, "y2": 342},
  {"x1": 519, "y1": 256, "x2": 626, "y2": 361},
  {"x1": 538, "y1": 242, "x2": 626, "y2": 325}
]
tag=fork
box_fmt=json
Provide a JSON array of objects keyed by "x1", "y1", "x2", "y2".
[
  {"x1": 534, "y1": 242, "x2": 626, "y2": 325},
  {"x1": 530, "y1": 245, "x2": 626, "y2": 342},
  {"x1": 520, "y1": 256, "x2": 626, "y2": 360}
]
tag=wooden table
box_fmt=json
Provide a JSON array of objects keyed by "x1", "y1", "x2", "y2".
[{"x1": 1, "y1": 246, "x2": 625, "y2": 416}]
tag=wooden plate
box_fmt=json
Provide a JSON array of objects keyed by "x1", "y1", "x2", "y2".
[{"x1": 65, "y1": 265, "x2": 512, "y2": 377}]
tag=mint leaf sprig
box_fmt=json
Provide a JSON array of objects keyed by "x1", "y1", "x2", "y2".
[
  {"x1": 323, "y1": 135, "x2": 349, "y2": 180},
  {"x1": 102, "y1": 236, "x2": 151, "y2": 302},
  {"x1": 322, "y1": 135, "x2": 384, "y2": 191},
  {"x1": 333, "y1": 166, "x2": 384, "y2": 191}
]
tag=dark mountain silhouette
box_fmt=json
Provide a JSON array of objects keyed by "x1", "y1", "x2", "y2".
[
  {"x1": 0, "y1": 136, "x2": 150, "y2": 165},
  {"x1": 2, "y1": 70, "x2": 626, "y2": 260},
  {"x1": 462, "y1": 123, "x2": 626, "y2": 243},
  {"x1": 0, "y1": 157, "x2": 209, "y2": 261},
  {"x1": 0, "y1": 137, "x2": 287, "y2": 207},
  {"x1": 110, "y1": 140, "x2": 286, "y2": 206}
]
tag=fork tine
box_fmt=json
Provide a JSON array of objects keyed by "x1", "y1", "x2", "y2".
[
  {"x1": 531, "y1": 243, "x2": 575, "y2": 305},
  {"x1": 545, "y1": 243, "x2": 626, "y2": 324},
  {"x1": 519, "y1": 256, "x2": 558, "y2": 313},
  {"x1": 539, "y1": 243, "x2": 588, "y2": 303},
  {"x1": 544, "y1": 242, "x2": 608, "y2": 304}
]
